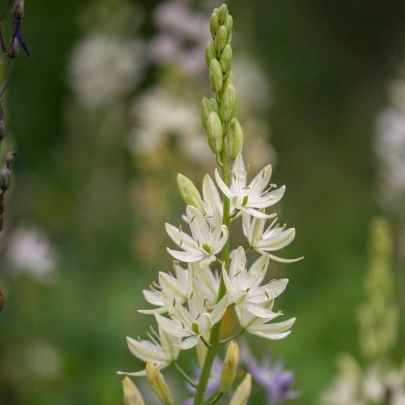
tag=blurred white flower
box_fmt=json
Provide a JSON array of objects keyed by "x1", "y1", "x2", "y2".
[
  {"x1": 233, "y1": 56, "x2": 271, "y2": 114},
  {"x1": 151, "y1": 0, "x2": 210, "y2": 77},
  {"x1": 70, "y1": 34, "x2": 146, "y2": 109},
  {"x1": 7, "y1": 226, "x2": 58, "y2": 284},
  {"x1": 375, "y1": 107, "x2": 405, "y2": 206},
  {"x1": 130, "y1": 87, "x2": 212, "y2": 163}
]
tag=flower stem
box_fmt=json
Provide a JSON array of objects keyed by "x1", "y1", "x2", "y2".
[
  {"x1": 193, "y1": 137, "x2": 231, "y2": 405},
  {"x1": 174, "y1": 362, "x2": 198, "y2": 388}
]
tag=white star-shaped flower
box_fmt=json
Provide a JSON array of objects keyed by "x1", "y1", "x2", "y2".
[
  {"x1": 117, "y1": 325, "x2": 181, "y2": 376},
  {"x1": 236, "y1": 299, "x2": 296, "y2": 340},
  {"x1": 243, "y1": 213, "x2": 302, "y2": 263},
  {"x1": 139, "y1": 262, "x2": 220, "y2": 314},
  {"x1": 155, "y1": 283, "x2": 229, "y2": 350},
  {"x1": 166, "y1": 205, "x2": 228, "y2": 266},
  {"x1": 223, "y1": 247, "x2": 289, "y2": 317},
  {"x1": 139, "y1": 261, "x2": 191, "y2": 315},
  {"x1": 215, "y1": 154, "x2": 285, "y2": 219}
]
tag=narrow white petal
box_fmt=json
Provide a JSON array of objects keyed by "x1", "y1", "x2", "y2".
[
  {"x1": 264, "y1": 279, "x2": 289, "y2": 300},
  {"x1": 210, "y1": 294, "x2": 229, "y2": 325},
  {"x1": 214, "y1": 168, "x2": 233, "y2": 199},
  {"x1": 242, "y1": 212, "x2": 251, "y2": 239},
  {"x1": 252, "y1": 330, "x2": 292, "y2": 340},
  {"x1": 175, "y1": 336, "x2": 200, "y2": 350},
  {"x1": 247, "y1": 164, "x2": 272, "y2": 197},
  {"x1": 243, "y1": 207, "x2": 276, "y2": 219},
  {"x1": 246, "y1": 302, "x2": 282, "y2": 319},
  {"x1": 247, "y1": 254, "x2": 269, "y2": 289},
  {"x1": 117, "y1": 362, "x2": 169, "y2": 377},
  {"x1": 248, "y1": 317, "x2": 296, "y2": 333},
  {"x1": 159, "y1": 325, "x2": 181, "y2": 360},
  {"x1": 159, "y1": 272, "x2": 187, "y2": 299},
  {"x1": 165, "y1": 223, "x2": 200, "y2": 251},
  {"x1": 126, "y1": 337, "x2": 168, "y2": 362},
  {"x1": 250, "y1": 186, "x2": 286, "y2": 209},
  {"x1": 138, "y1": 307, "x2": 167, "y2": 315},
  {"x1": 155, "y1": 314, "x2": 191, "y2": 338},
  {"x1": 231, "y1": 154, "x2": 247, "y2": 197},
  {"x1": 202, "y1": 174, "x2": 222, "y2": 216},
  {"x1": 265, "y1": 252, "x2": 304, "y2": 263},
  {"x1": 222, "y1": 264, "x2": 234, "y2": 298},
  {"x1": 213, "y1": 225, "x2": 229, "y2": 254},
  {"x1": 188, "y1": 205, "x2": 210, "y2": 246},
  {"x1": 166, "y1": 248, "x2": 204, "y2": 263},
  {"x1": 143, "y1": 290, "x2": 163, "y2": 306},
  {"x1": 255, "y1": 229, "x2": 296, "y2": 251},
  {"x1": 196, "y1": 265, "x2": 219, "y2": 298}
]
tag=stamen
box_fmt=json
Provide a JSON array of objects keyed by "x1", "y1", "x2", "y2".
[
  {"x1": 180, "y1": 239, "x2": 183, "y2": 247},
  {"x1": 235, "y1": 271, "x2": 242, "y2": 277},
  {"x1": 190, "y1": 216, "x2": 195, "y2": 223},
  {"x1": 190, "y1": 291, "x2": 194, "y2": 299},
  {"x1": 178, "y1": 224, "x2": 182, "y2": 232},
  {"x1": 211, "y1": 227, "x2": 216, "y2": 233},
  {"x1": 173, "y1": 298, "x2": 176, "y2": 307},
  {"x1": 195, "y1": 313, "x2": 201, "y2": 320},
  {"x1": 137, "y1": 336, "x2": 142, "y2": 342},
  {"x1": 265, "y1": 291, "x2": 270, "y2": 299},
  {"x1": 233, "y1": 172, "x2": 236, "y2": 180},
  {"x1": 181, "y1": 322, "x2": 185, "y2": 329},
  {"x1": 270, "y1": 183, "x2": 277, "y2": 188}
]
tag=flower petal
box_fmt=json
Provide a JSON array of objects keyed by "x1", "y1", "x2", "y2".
[
  {"x1": 210, "y1": 294, "x2": 229, "y2": 325},
  {"x1": 126, "y1": 337, "x2": 168, "y2": 363},
  {"x1": 255, "y1": 229, "x2": 296, "y2": 251},
  {"x1": 247, "y1": 164, "x2": 272, "y2": 197},
  {"x1": 214, "y1": 168, "x2": 233, "y2": 200},
  {"x1": 202, "y1": 174, "x2": 222, "y2": 216},
  {"x1": 175, "y1": 335, "x2": 200, "y2": 350},
  {"x1": 155, "y1": 314, "x2": 191, "y2": 338},
  {"x1": 187, "y1": 205, "x2": 210, "y2": 246},
  {"x1": 166, "y1": 247, "x2": 204, "y2": 263}
]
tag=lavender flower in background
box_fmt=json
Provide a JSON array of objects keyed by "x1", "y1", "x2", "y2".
[{"x1": 242, "y1": 345, "x2": 299, "y2": 405}]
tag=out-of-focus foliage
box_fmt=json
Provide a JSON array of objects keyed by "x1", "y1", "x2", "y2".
[{"x1": 1, "y1": 0, "x2": 405, "y2": 404}]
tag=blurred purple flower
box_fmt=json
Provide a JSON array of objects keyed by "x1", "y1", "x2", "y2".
[
  {"x1": 183, "y1": 357, "x2": 223, "y2": 405},
  {"x1": 242, "y1": 346, "x2": 299, "y2": 405}
]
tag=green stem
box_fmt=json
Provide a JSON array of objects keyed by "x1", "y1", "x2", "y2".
[
  {"x1": 219, "y1": 328, "x2": 245, "y2": 345},
  {"x1": 193, "y1": 140, "x2": 231, "y2": 405},
  {"x1": 174, "y1": 362, "x2": 198, "y2": 388},
  {"x1": 204, "y1": 392, "x2": 223, "y2": 405}
]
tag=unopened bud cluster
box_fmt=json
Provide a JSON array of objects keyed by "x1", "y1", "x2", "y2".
[{"x1": 202, "y1": 4, "x2": 242, "y2": 156}]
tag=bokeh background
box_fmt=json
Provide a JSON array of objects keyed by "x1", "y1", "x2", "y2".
[{"x1": 1, "y1": 0, "x2": 405, "y2": 404}]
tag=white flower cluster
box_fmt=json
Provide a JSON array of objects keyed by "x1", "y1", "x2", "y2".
[
  {"x1": 120, "y1": 152, "x2": 299, "y2": 377},
  {"x1": 321, "y1": 355, "x2": 405, "y2": 405}
]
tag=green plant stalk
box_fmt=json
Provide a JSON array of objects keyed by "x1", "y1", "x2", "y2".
[{"x1": 193, "y1": 137, "x2": 231, "y2": 405}]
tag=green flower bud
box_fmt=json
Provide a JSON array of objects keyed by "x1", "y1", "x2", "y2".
[
  {"x1": 228, "y1": 118, "x2": 243, "y2": 159},
  {"x1": 210, "y1": 12, "x2": 220, "y2": 35},
  {"x1": 209, "y1": 59, "x2": 223, "y2": 93},
  {"x1": 215, "y1": 25, "x2": 228, "y2": 54},
  {"x1": 224, "y1": 15, "x2": 233, "y2": 35},
  {"x1": 123, "y1": 377, "x2": 145, "y2": 405},
  {"x1": 201, "y1": 97, "x2": 218, "y2": 130},
  {"x1": 207, "y1": 112, "x2": 223, "y2": 153},
  {"x1": 229, "y1": 374, "x2": 252, "y2": 405},
  {"x1": 146, "y1": 361, "x2": 175, "y2": 405},
  {"x1": 222, "y1": 71, "x2": 234, "y2": 90},
  {"x1": 218, "y1": 4, "x2": 228, "y2": 24},
  {"x1": 220, "y1": 84, "x2": 236, "y2": 123},
  {"x1": 219, "y1": 341, "x2": 240, "y2": 394},
  {"x1": 220, "y1": 44, "x2": 232, "y2": 73},
  {"x1": 205, "y1": 41, "x2": 216, "y2": 67},
  {"x1": 177, "y1": 173, "x2": 205, "y2": 214}
]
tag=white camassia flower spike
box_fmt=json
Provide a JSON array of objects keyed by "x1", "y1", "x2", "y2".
[
  {"x1": 242, "y1": 213, "x2": 302, "y2": 263},
  {"x1": 165, "y1": 205, "x2": 228, "y2": 266},
  {"x1": 117, "y1": 325, "x2": 181, "y2": 376},
  {"x1": 155, "y1": 283, "x2": 229, "y2": 350},
  {"x1": 223, "y1": 246, "x2": 289, "y2": 318},
  {"x1": 235, "y1": 299, "x2": 296, "y2": 340},
  {"x1": 215, "y1": 154, "x2": 285, "y2": 219}
]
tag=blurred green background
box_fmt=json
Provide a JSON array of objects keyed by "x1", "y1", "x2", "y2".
[{"x1": 1, "y1": 0, "x2": 405, "y2": 404}]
